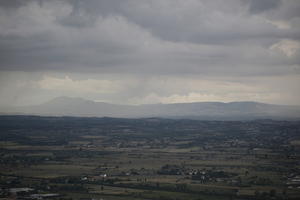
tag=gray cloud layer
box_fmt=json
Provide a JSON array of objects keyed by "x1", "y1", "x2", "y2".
[
  {"x1": 0, "y1": 0, "x2": 299, "y2": 75},
  {"x1": 0, "y1": 0, "x2": 300, "y2": 106}
]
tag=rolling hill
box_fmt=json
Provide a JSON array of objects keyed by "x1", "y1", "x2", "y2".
[{"x1": 3, "y1": 96, "x2": 300, "y2": 120}]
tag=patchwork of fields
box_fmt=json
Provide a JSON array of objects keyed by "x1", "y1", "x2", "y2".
[{"x1": 0, "y1": 116, "x2": 300, "y2": 200}]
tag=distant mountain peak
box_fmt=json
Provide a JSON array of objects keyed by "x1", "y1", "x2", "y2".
[
  {"x1": 2, "y1": 97, "x2": 300, "y2": 120},
  {"x1": 47, "y1": 96, "x2": 92, "y2": 103}
]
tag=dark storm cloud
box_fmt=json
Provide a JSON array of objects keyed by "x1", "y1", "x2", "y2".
[
  {"x1": 0, "y1": 0, "x2": 45, "y2": 9},
  {"x1": 59, "y1": 0, "x2": 294, "y2": 43},
  {"x1": 57, "y1": 0, "x2": 129, "y2": 28},
  {"x1": 0, "y1": 0, "x2": 299, "y2": 76},
  {"x1": 0, "y1": 0, "x2": 28, "y2": 8},
  {"x1": 245, "y1": 0, "x2": 282, "y2": 14}
]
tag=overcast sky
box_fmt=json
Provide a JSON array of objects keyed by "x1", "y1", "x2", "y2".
[{"x1": 0, "y1": 0, "x2": 300, "y2": 106}]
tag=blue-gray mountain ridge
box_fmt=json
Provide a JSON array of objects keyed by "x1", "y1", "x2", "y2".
[{"x1": 2, "y1": 96, "x2": 300, "y2": 120}]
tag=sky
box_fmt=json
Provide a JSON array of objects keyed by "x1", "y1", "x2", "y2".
[{"x1": 0, "y1": 0, "x2": 300, "y2": 106}]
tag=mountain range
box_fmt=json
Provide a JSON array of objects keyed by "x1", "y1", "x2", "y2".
[{"x1": 2, "y1": 96, "x2": 300, "y2": 120}]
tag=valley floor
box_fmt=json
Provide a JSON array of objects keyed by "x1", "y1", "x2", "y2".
[{"x1": 0, "y1": 116, "x2": 300, "y2": 200}]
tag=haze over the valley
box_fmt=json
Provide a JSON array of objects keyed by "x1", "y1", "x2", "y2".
[
  {"x1": 1, "y1": 96, "x2": 299, "y2": 120},
  {"x1": 1, "y1": 0, "x2": 300, "y2": 114}
]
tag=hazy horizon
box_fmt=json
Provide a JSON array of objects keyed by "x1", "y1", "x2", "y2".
[
  {"x1": 2, "y1": 96, "x2": 299, "y2": 120},
  {"x1": 13, "y1": 95, "x2": 300, "y2": 107},
  {"x1": 0, "y1": 0, "x2": 300, "y2": 107}
]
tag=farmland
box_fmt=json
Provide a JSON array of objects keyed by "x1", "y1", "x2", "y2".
[{"x1": 0, "y1": 116, "x2": 300, "y2": 200}]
